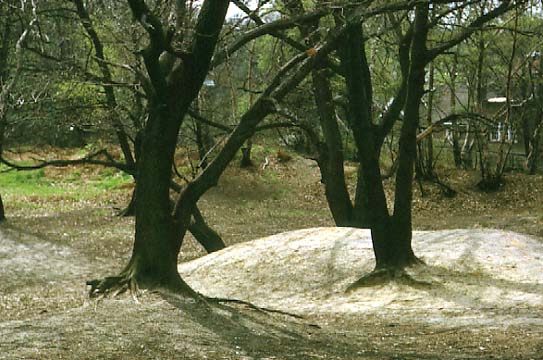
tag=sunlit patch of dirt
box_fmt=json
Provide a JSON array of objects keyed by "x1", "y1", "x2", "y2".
[{"x1": 180, "y1": 228, "x2": 543, "y2": 322}]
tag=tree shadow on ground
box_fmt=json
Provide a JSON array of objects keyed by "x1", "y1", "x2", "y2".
[
  {"x1": 159, "y1": 291, "x2": 358, "y2": 359},
  {"x1": 413, "y1": 231, "x2": 543, "y2": 311},
  {"x1": 411, "y1": 263, "x2": 543, "y2": 311}
]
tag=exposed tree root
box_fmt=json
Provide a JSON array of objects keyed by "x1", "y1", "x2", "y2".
[
  {"x1": 90, "y1": 281, "x2": 307, "y2": 322},
  {"x1": 346, "y1": 264, "x2": 432, "y2": 292},
  {"x1": 87, "y1": 272, "x2": 199, "y2": 301},
  {"x1": 205, "y1": 297, "x2": 306, "y2": 320},
  {"x1": 87, "y1": 275, "x2": 139, "y2": 299}
]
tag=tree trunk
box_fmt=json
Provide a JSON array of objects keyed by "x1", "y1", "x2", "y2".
[
  {"x1": 450, "y1": 44, "x2": 462, "y2": 168},
  {"x1": 418, "y1": 61, "x2": 435, "y2": 179},
  {"x1": 188, "y1": 206, "x2": 225, "y2": 253},
  {"x1": 0, "y1": 194, "x2": 5, "y2": 222},
  {"x1": 337, "y1": 15, "x2": 381, "y2": 230},
  {"x1": 122, "y1": 106, "x2": 192, "y2": 292},
  {"x1": 337, "y1": 16, "x2": 397, "y2": 263},
  {"x1": 312, "y1": 68, "x2": 354, "y2": 226},
  {"x1": 282, "y1": 0, "x2": 354, "y2": 227},
  {"x1": 87, "y1": 1, "x2": 231, "y2": 297},
  {"x1": 240, "y1": 139, "x2": 254, "y2": 168},
  {"x1": 376, "y1": 4, "x2": 429, "y2": 270}
]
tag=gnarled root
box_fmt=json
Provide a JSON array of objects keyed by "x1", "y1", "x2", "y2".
[
  {"x1": 346, "y1": 261, "x2": 430, "y2": 292},
  {"x1": 87, "y1": 274, "x2": 139, "y2": 298},
  {"x1": 87, "y1": 269, "x2": 199, "y2": 301}
]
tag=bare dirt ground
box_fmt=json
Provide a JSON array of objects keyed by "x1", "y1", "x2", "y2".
[{"x1": 1, "y1": 154, "x2": 543, "y2": 359}]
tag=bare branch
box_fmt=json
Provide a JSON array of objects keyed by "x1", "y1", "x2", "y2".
[
  {"x1": 427, "y1": 1, "x2": 526, "y2": 61},
  {"x1": 211, "y1": 9, "x2": 328, "y2": 69},
  {"x1": 0, "y1": 149, "x2": 133, "y2": 174}
]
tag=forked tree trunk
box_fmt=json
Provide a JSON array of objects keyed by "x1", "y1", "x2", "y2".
[
  {"x1": 88, "y1": 2, "x2": 231, "y2": 297},
  {"x1": 337, "y1": 16, "x2": 410, "y2": 269},
  {"x1": 351, "y1": 4, "x2": 429, "y2": 272}
]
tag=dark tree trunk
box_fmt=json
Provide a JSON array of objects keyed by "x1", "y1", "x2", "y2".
[
  {"x1": 383, "y1": 4, "x2": 429, "y2": 270},
  {"x1": 124, "y1": 106, "x2": 192, "y2": 292},
  {"x1": 283, "y1": 0, "x2": 355, "y2": 227},
  {"x1": 240, "y1": 139, "x2": 254, "y2": 168},
  {"x1": 339, "y1": 4, "x2": 429, "y2": 273},
  {"x1": 450, "y1": 42, "x2": 462, "y2": 168},
  {"x1": 118, "y1": 184, "x2": 225, "y2": 254},
  {"x1": 340, "y1": 20, "x2": 383, "y2": 231},
  {"x1": 337, "y1": 17, "x2": 396, "y2": 261},
  {"x1": 417, "y1": 61, "x2": 435, "y2": 180},
  {"x1": 0, "y1": 194, "x2": 5, "y2": 222},
  {"x1": 188, "y1": 206, "x2": 225, "y2": 253},
  {"x1": 312, "y1": 68, "x2": 354, "y2": 226}
]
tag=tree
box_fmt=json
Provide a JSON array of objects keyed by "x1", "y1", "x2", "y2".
[
  {"x1": 87, "y1": 1, "x2": 334, "y2": 296},
  {"x1": 350, "y1": 1, "x2": 525, "y2": 283},
  {"x1": 0, "y1": 0, "x2": 228, "y2": 253},
  {"x1": 86, "y1": 1, "x2": 232, "y2": 296}
]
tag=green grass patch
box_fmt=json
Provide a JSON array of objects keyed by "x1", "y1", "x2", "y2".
[
  {"x1": 1, "y1": 164, "x2": 132, "y2": 200},
  {"x1": 89, "y1": 171, "x2": 132, "y2": 190},
  {"x1": 0, "y1": 166, "x2": 57, "y2": 197}
]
